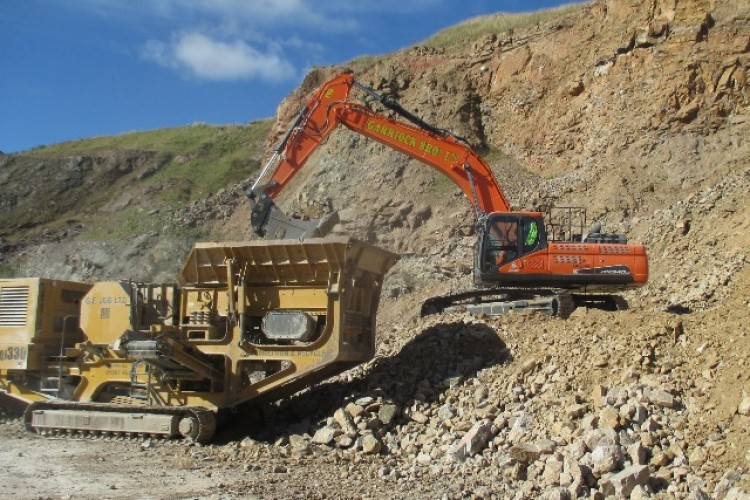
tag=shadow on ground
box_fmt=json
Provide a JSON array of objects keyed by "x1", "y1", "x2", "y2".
[{"x1": 216, "y1": 320, "x2": 509, "y2": 443}]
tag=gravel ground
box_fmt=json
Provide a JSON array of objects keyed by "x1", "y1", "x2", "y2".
[{"x1": 2, "y1": 282, "x2": 748, "y2": 498}]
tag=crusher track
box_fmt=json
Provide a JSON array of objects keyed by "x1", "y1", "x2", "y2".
[{"x1": 24, "y1": 401, "x2": 217, "y2": 444}]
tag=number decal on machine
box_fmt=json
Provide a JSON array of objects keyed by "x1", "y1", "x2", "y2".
[{"x1": 0, "y1": 346, "x2": 27, "y2": 361}]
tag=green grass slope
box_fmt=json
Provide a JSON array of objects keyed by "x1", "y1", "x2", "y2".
[{"x1": 0, "y1": 120, "x2": 273, "y2": 245}]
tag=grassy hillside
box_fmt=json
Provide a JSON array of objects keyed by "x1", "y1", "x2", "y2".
[
  {"x1": 421, "y1": 2, "x2": 585, "y2": 48},
  {"x1": 1, "y1": 120, "x2": 273, "y2": 245},
  {"x1": 348, "y1": 3, "x2": 584, "y2": 68},
  {"x1": 22, "y1": 121, "x2": 271, "y2": 199}
]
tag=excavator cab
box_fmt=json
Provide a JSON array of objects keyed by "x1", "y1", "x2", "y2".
[{"x1": 475, "y1": 213, "x2": 547, "y2": 286}]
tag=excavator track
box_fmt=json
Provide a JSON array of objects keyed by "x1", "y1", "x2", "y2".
[
  {"x1": 421, "y1": 288, "x2": 583, "y2": 319},
  {"x1": 24, "y1": 400, "x2": 217, "y2": 444},
  {"x1": 421, "y1": 288, "x2": 567, "y2": 317},
  {"x1": 421, "y1": 288, "x2": 628, "y2": 319}
]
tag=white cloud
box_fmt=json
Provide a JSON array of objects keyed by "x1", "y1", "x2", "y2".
[
  {"x1": 110, "y1": 0, "x2": 359, "y2": 33},
  {"x1": 143, "y1": 33, "x2": 296, "y2": 82},
  {"x1": 74, "y1": 0, "x2": 451, "y2": 81},
  {"x1": 72, "y1": 0, "x2": 439, "y2": 32}
]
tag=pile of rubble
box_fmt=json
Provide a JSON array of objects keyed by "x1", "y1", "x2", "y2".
[
  {"x1": 634, "y1": 167, "x2": 750, "y2": 311},
  {"x1": 207, "y1": 307, "x2": 750, "y2": 498}
]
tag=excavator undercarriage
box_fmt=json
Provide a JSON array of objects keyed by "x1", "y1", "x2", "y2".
[
  {"x1": 0, "y1": 238, "x2": 397, "y2": 442},
  {"x1": 420, "y1": 288, "x2": 629, "y2": 318}
]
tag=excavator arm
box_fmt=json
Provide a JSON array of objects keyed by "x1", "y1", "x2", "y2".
[{"x1": 249, "y1": 73, "x2": 511, "y2": 238}]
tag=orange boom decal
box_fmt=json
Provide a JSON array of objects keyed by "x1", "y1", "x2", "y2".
[{"x1": 366, "y1": 120, "x2": 418, "y2": 148}]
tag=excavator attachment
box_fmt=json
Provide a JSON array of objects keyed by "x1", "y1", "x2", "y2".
[
  {"x1": 249, "y1": 186, "x2": 340, "y2": 240},
  {"x1": 260, "y1": 202, "x2": 340, "y2": 240},
  {"x1": 0, "y1": 238, "x2": 397, "y2": 442}
]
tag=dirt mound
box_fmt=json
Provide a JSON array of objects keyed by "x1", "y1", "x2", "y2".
[
  {"x1": 218, "y1": 0, "x2": 750, "y2": 496},
  {"x1": 201, "y1": 286, "x2": 745, "y2": 498}
]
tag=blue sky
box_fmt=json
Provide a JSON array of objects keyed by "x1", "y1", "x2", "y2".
[{"x1": 1, "y1": 0, "x2": 576, "y2": 153}]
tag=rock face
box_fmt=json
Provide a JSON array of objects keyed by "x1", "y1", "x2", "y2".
[{"x1": 0, "y1": 125, "x2": 267, "y2": 282}]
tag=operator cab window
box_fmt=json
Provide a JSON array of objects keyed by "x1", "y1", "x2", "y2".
[
  {"x1": 483, "y1": 215, "x2": 546, "y2": 269},
  {"x1": 485, "y1": 218, "x2": 519, "y2": 267}
]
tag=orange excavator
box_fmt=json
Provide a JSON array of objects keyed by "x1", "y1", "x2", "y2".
[{"x1": 248, "y1": 73, "x2": 648, "y2": 316}]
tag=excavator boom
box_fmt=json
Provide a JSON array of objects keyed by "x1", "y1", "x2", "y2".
[{"x1": 249, "y1": 74, "x2": 510, "y2": 238}]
